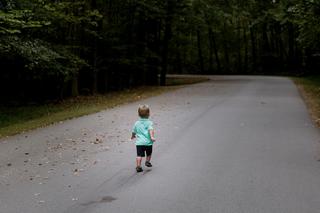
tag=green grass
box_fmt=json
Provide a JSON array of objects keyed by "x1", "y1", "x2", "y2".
[
  {"x1": 0, "y1": 76, "x2": 209, "y2": 138},
  {"x1": 293, "y1": 76, "x2": 320, "y2": 127}
]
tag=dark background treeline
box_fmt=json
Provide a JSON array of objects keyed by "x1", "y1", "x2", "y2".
[{"x1": 0, "y1": 0, "x2": 319, "y2": 103}]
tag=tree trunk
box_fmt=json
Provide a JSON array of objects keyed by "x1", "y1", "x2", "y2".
[
  {"x1": 176, "y1": 50, "x2": 183, "y2": 74},
  {"x1": 197, "y1": 29, "x2": 204, "y2": 74},
  {"x1": 208, "y1": 27, "x2": 214, "y2": 73},
  {"x1": 91, "y1": 0, "x2": 99, "y2": 94},
  {"x1": 287, "y1": 22, "x2": 295, "y2": 70},
  {"x1": 223, "y1": 22, "x2": 230, "y2": 72},
  {"x1": 92, "y1": 40, "x2": 98, "y2": 94},
  {"x1": 250, "y1": 25, "x2": 257, "y2": 72},
  {"x1": 262, "y1": 23, "x2": 270, "y2": 53},
  {"x1": 160, "y1": 1, "x2": 173, "y2": 86},
  {"x1": 160, "y1": 21, "x2": 170, "y2": 86},
  {"x1": 71, "y1": 76, "x2": 79, "y2": 97},
  {"x1": 212, "y1": 33, "x2": 221, "y2": 74},
  {"x1": 209, "y1": 28, "x2": 221, "y2": 73},
  {"x1": 243, "y1": 25, "x2": 248, "y2": 73},
  {"x1": 237, "y1": 21, "x2": 242, "y2": 73}
]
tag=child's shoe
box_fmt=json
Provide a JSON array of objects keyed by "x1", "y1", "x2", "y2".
[
  {"x1": 145, "y1": 161, "x2": 152, "y2": 167},
  {"x1": 136, "y1": 166, "x2": 143, "y2": 172}
]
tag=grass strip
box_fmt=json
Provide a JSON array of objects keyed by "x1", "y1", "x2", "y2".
[
  {"x1": 0, "y1": 76, "x2": 209, "y2": 138},
  {"x1": 293, "y1": 76, "x2": 320, "y2": 127}
]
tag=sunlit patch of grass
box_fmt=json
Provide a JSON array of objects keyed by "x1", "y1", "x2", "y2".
[
  {"x1": 0, "y1": 76, "x2": 209, "y2": 138},
  {"x1": 293, "y1": 76, "x2": 320, "y2": 127}
]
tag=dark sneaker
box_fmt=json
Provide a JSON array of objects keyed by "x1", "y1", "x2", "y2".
[
  {"x1": 145, "y1": 161, "x2": 152, "y2": 167},
  {"x1": 136, "y1": 166, "x2": 143, "y2": 172}
]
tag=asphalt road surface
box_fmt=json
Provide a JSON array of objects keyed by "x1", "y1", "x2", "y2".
[{"x1": 0, "y1": 76, "x2": 320, "y2": 213}]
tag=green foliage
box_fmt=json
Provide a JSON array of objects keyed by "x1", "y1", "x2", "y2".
[
  {"x1": 0, "y1": 0, "x2": 99, "y2": 84},
  {"x1": 293, "y1": 0, "x2": 320, "y2": 49},
  {"x1": 0, "y1": 0, "x2": 319, "y2": 102},
  {"x1": 0, "y1": 9, "x2": 44, "y2": 34},
  {"x1": 0, "y1": 36, "x2": 86, "y2": 79}
]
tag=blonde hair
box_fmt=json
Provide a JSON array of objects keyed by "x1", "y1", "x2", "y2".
[{"x1": 138, "y1": 105, "x2": 150, "y2": 118}]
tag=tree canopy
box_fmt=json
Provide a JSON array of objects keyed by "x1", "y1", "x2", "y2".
[{"x1": 0, "y1": 0, "x2": 319, "y2": 102}]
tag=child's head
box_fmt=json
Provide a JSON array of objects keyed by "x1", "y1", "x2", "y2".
[{"x1": 138, "y1": 105, "x2": 150, "y2": 118}]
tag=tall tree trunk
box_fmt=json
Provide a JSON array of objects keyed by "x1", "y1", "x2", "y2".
[
  {"x1": 176, "y1": 50, "x2": 183, "y2": 74},
  {"x1": 197, "y1": 29, "x2": 204, "y2": 73},
  {"x1": 277, "y1": 26, "x2": 285, "y2": 64},
  {"x1": 160, "y1": 1, "x2": 173, "y2": 86},
  {"x1": 250, "y1": 25, "x2": 257, "y2": 72},
  {"x1": 237, "y1": 21, "x2": 242, "y2": 73},
  {"x1": 208, "y1": 27, "x2": 214, "y2": 73},
  {"x1": 274, "y1": 23, "x2": 285, "y2": 69},
  {"x1": 160, "y1": 20, "x2": 171, "y2": 86},
  {"x1": 287, "y1": 22, "x2": 295, "y2": 70},
  {"x1": 243, "y1": 25, "x2": 248, "y2": 73},
  {"x1": 91, "y1": 0, "x2": 99, "y2": 94},
  {"x1": 262, "y1": 23, "x2": 270, "y2": 53},
  {"x1": 71, "y1": 76, "x2": 79, "y2": 97},
  {"x1": 92, "y1": 39, "x2": 98, "y2": 94},
  {"x1": 223, "y1": 22, "x2": 230, "y2": 72},
  {"x1": 209, "y1": 28, "x2": 221, "y2": 73}
]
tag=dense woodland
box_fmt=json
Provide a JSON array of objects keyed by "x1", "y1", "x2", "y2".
[{"x1": 0, "y1": 0, "x2": 319, "y2": 102}]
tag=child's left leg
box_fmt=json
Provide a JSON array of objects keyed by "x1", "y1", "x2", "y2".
[{"x1": 136, "y1": 157, "x2": 142, "y2": 167}]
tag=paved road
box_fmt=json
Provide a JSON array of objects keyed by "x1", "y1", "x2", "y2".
[{"x1": 0, "y1": 76, "x2": 320, "y2": 213}]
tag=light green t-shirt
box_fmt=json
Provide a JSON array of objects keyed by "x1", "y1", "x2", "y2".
[{"x1": 132, "y1": 118, "x2": 154, "y2": 146}]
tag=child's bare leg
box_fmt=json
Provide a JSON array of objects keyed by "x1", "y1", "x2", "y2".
[
  {"x1": 145, "y1": 155, "x2": 152, "y2": 167},
  {"x1": 136, "y1": 157, "x2": 142, "y2": 167}
]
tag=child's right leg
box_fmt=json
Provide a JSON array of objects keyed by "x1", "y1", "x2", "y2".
[
  {"x1": 136, "y1": 157, "x2": 143, "y2": 172},
  {"x1": 136, "y1": 146, "x2": 144, "y2": 172}
]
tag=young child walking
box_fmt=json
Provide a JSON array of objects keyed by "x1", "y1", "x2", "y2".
[{"x1": 131, "y1": 105, "x2": 156, "y2": 172}]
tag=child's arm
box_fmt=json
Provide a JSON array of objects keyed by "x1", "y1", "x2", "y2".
[
  {"x1": 149, "y1": 129, "x2": 156, "y2": 142},
  {"x1": 131, "y1": 132, "x2": 136, "y2": 140}
]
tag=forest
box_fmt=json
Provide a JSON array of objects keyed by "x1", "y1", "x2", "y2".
[{"x1": 0, "y1": 0, "x2": 319, "y2": 102}]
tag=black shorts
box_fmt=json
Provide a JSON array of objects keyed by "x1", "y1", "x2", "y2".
[{"x1": 136, "y1": 145, "x2": 153, "y2": 157}]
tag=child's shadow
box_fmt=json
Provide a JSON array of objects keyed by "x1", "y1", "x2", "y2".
[{"x1": 142, "y1": 169, "x2": 152, "y2": 175}]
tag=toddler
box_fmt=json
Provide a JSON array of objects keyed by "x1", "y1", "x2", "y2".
[{"x1": 131, "y1": 105, "x2": 156, "y2": 172}]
